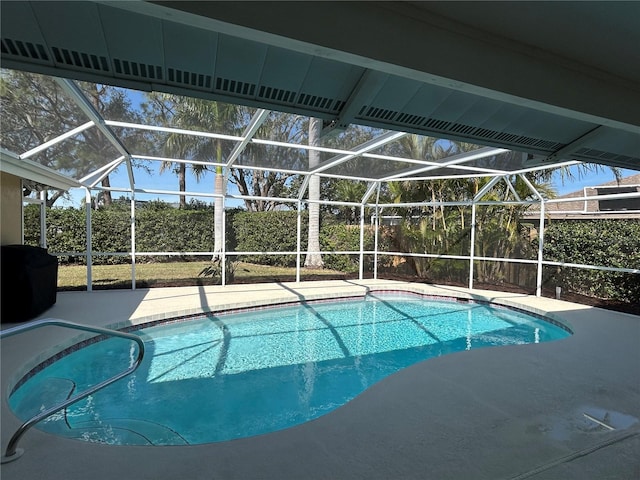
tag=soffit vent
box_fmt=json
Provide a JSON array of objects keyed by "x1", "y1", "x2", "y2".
[
  {"x1": 396, "y1": 112, "x2": 427, "y2": 126},
  {"x1": 358, "y1": 105, "x2": 566, "y2": 154},
  {"x1": 572, "y1": 148, "x2": 640, "y2": 166},
  {"x1": 360, "y1": 106, "x2": 398, "y2": 121},
  {"x1": 113, "y1": 59, "x2": 163, "y2": 80},
  {"x1": 297, "y1": 93, "x2": 344, "y2": 113},
  {"x1": 168, "y1": 68, "x2": 212, "y2": 90},
  {"x1": 51, "y1": 46, "x2": 109, "y2": 72},
  {"x1": 215, "y1": 77, "x2": 257, "y2": 97},
  {"x1": 258, "y1": 86, "x2": 297, "y2": 104},
  {"x1": 1, "y1": 37, "x2": 49, "y2": 62},
  {"x1": 424, "y1": 118, "x2": 451, "y2": 131}
]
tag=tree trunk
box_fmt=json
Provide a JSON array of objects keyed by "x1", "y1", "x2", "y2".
[
  {"x1": 305, "y1": 117, "x2": 323, "y2": 269},
  {"x1": 101, "y1": 175, "x2": 112, "y2": 207},
  {"x1": 179, "y1": 163, "x2": 186, "y2": 208},
  {"x1": 213, "y1": 141, "x2": 224, "y2": 259}
]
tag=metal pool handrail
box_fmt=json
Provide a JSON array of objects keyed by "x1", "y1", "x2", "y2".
[{"x1": 0, "y1": 318, "x2": 145, "y2": 463}]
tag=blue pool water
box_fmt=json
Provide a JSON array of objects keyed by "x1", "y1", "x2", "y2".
[{"x1": 10, "y1": 294, "x2": 570, "y2": 446}]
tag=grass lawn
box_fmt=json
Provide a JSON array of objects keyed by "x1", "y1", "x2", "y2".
[{"x1": 57, "y1": 261, "x2": 349, "y2": 290}]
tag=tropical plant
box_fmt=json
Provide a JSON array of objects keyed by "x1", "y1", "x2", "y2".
[{"x1": 142, "y1": 93, "x2": 238, "y2": 208}]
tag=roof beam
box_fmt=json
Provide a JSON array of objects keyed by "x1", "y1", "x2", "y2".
[
  {"x1": 78, "y1": 156, "x2": 125, "y2": 187},
  {"x1": 312, "y1": 131, "x2": 408, "y2": 175},
  {"x1": 321, "y1": 70, "x2": 387, "y2": 137},
  {"x1": 225, "y1": 109, "x2": 270, "y2": 168},
  {"x1": 20, "y1": 122, "x2": 95, "y2": 160},
  {"x1": 545, "y1": 126, "x2": 604, "y2": 162},
  {"x1": 380, "y1": 147, "x2": 509, "y2": 182},
  {"x1": 1, "y1": 147, "x2": 80, "y2": 190},
  {"x1": 474, "y1": 176, "x2": 503, "y2": 201},
  {"x1": 298, "y1": 130, "x2": 407, "y2": 201},
  {"x1": 56, "y1": 78, "x2": 137, "y2": 187},
  {"x1": 56, "y1": 79, "x2": 131, "y2": 160},
  {"x1": 361, "y1": 181, "x2": 379, "y2": 204},
  {"x1": 504, "y1": 176, "x2": 522, "y2": 202},
  {"x1": 105, "y1": 120, "x2": 244, "y2": 143}
]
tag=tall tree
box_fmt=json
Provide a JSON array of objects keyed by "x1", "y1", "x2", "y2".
[
  {"x1": 305, "y1": 117, "x2": 324, "y2": 268},
  {"x1": 231, "y1": 109, "x2": 306, "y2": 211},
  {"x1": 1, "y1": 70, "x2": 143, "y2": 206},
  {"x1": 143, "y1": 93, "x2": 235, "y2": 208}
]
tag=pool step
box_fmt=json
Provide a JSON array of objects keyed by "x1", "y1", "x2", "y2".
[{"x1": 68, "y1": 418, "x2": 190, "y2": 445}]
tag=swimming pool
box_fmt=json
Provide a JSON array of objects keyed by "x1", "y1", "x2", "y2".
[{"x1": 9, "y1": 293, "x2": 571, "y2": 446}]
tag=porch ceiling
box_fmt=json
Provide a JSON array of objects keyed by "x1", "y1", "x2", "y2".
[{"x1": 1, "y1": 1, "x2": 639, "y2": 173}]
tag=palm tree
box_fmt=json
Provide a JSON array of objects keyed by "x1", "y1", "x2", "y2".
[
  {"x1": 144, "y1": 93, "x2": 237, "y2": 256},
  {"x1": 334, "y1": 179, "x2": 367, "y2": 224},
  {"x1": 305, "y1": 117, "x2": 323, "y2": 268}
]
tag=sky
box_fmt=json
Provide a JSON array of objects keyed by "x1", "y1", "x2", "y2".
[{"x1": 551, "y1": 166, "x2": 637, "y2": 195}]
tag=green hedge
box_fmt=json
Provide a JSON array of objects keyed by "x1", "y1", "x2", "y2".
[
  {"x1": 25, "y1": 206, "x2": 87, "y2": 260},
  {"x1": 135, "y1": 209, "x2": 214, "y2": 258},
  {"x1": 543, "y1": 219, "x2": 640, "y2": 303},
  {"x1": 232, "y1": 210, "x2": 306, "y2": 266},
  {"x1": 25, "y1": 204, "x2": 214, "y2": 264},
  {"x1": 24, "y1": 205, "x2": 371, "y2": 271},
  {"x1": 24, "y1": 205, "x2": 639, "y2": 303},
  {"x1": 320, "y1": 223, "x2": 375, "y2": 273}
]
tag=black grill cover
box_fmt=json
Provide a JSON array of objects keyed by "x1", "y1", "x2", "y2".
[{"x1": 1, "y1": 244, "x2": 58, "y2": 323}]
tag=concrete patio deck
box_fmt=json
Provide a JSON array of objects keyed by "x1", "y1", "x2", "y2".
[{"x1": 1, "y1": 280, "x2": 639, "y2": 479}]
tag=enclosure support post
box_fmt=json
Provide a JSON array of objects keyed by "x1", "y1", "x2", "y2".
[
  {"x1": 518, "y1": 174, "x2": 545, "y2": 297},
  {"x1": 373, "y1": 183, "x2": 381, "y2": 280},
  {"x1": 359, "y1": 204, "x2": 366, "y2": 280},
  {"x1": 221, "y1": 205, "x2": 227, "y2": 286},
  {"x1": 84, "y1": 187, "x2": 93, "y2": 292},
  {"x1": 536, "y1": 200, "x2": 545, "y2": 297},
  {"x1": 39, "y1": 190, "x2": 47, "y2": 249},
  {"x1": 130, "y1": 192, "x2": 136, "y2": 290},
  {"x1": 469, "y1": 202, "x2": 477, "y2": 290},
  {"x1": 296, "y1": 201, "x2": 302, "y2": 283}
]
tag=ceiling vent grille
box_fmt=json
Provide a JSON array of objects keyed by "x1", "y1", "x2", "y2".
[
  {"x1": 532, "y1": 139, "x2": 561, "y2": 150},
  {"x1": 494, "y1": 132, "x2": 519, "y2": 143},
  {"x1": 396, "y1": 113, "x2": 427, "y2": 126},
  {"x1": 424, "y1": 118, "x2": 452, "y2": 131},
  {"x1": 359, "y1": 106, "x2": 566, "y2": 154},
  {"x1": 297, "y1": 93, "x2": 343, "y2": 113},
  {"x1": 258, "y1": 86, "x2": 296, "y2": 104},
  {"x1": 573, "y1": 148, "x2": 640, "y2": 165},
  {"x1": 113, "y1": 59, "x2": 162, "y2": 80},
  {"x1": 51, "y1": 47, "x2": 109, "y2": 72},
  {"x1": 1, "y1": 38, "x2": 49, "y2": 61},
  {"x1": 333, "y1": 100, "x2": 347, "y2": 112},
  {"x1": 449, "y1": 123, "x2": 476, "y2": 135},
  {"x1": 168, "y1": 68, "x2": 212, "y2": 89},
  {"x1": 215, "y1": 77, "x2": 256, "y2": 97},
  {"x1": 361, "y1": 106, "x2": 398, "y2": 121}
]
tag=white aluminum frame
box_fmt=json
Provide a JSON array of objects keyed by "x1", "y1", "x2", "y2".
[{"x1": 9, "y1": 79, "x2": 639, "y2": 293}]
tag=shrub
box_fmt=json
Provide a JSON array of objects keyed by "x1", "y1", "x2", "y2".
[
  {"x1": 232, "y1": 210, "x2": 306, "y2": 266},
  {"x1": 543, "y1": 219, "x2": 640, "y2": 303},
  {"x1": 320, "y1": 224, "x2": 374, "y2": 273},
  {"x1": 135, "y1": 208, "x2": 214, "y2": 261}
]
